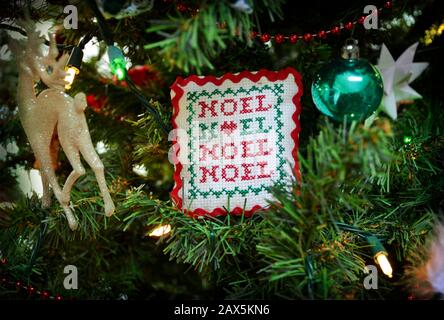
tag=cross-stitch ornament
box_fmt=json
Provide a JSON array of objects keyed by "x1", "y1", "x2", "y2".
[
  {"x1": 170, "y1": 68, "x2": 302, "y2": 217},
  {"x1": 311, "y1": 39, "x2": 384, "y2": 121},
  {"x1": 8, "y1": 20, "x2": 115, "y2": 230}
]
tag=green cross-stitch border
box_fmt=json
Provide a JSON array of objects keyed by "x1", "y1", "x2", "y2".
[{"x1": 185, "y1": 83, "x2": 286, "y2": 199}]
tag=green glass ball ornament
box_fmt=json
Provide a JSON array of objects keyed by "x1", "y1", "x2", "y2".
[{"x1": 311, "y1": 40, "x2": 384, "y2": 121}]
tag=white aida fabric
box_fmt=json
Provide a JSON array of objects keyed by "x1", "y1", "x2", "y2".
[{"x1": 170, "y1": 68, "x2": 302, "y2": 217}]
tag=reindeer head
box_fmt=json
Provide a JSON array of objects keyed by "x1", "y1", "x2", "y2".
[
  {"x1": 8, "y1": 18, "x2": 69, "y2": 90},
  {"x1": 39, "y1": 32, "x2": 70, "y2": 90}
]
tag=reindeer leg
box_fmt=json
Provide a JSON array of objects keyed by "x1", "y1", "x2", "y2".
[
  {"x1": 35, "y1": 149, "x2": 78, "y2": 231},
  {"x1": 41, "y1": 171, "x2": 51, "y2": 208},
  {"x1": 79, "y1": 142, "x2": 115, "y2": 217},
  {"x1": 60, "y1": 147, "x2": 85, "y2": 205}
]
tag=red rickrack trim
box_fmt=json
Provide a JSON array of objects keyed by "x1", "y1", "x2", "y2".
[
  {"x1": 170, "y1": 67, "x2": 303, "y2": 218},
  {"x1": 253, "y1": 2, "x2": 393, "y2": 44}
]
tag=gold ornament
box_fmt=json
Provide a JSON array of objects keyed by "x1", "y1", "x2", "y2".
[{"x1": 8, "y1": 20, "x2": 115, "y2": 230}]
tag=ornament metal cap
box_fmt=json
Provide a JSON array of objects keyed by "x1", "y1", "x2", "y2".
[
  {"x1": 341, "y1": 39, "x2": 360, "y2": 59},
  {"x1": 66, "y1": 46, "x2": 83, "y2": 70}
]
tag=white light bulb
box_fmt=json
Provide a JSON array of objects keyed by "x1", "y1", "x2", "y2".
[
  {"x1": 375, "y1": 252, "x2": 393, "y2": 278},
  {"x1": 148, "y1": 224, "x2": 172, "y2": 237}
]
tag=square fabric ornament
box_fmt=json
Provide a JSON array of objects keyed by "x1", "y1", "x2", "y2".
[{"x1": 170, "y1": 68, "x2": 302, "y2": 217}]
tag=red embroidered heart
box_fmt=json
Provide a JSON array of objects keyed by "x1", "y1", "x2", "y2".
[{"x1": 220, "y1": 121, "x2": 237, "y2": 134}]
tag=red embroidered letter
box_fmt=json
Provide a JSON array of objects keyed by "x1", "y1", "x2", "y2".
[
  {"x1": 222, "y1": 165, "x2": 239, "y2": 182},
  {"x1": 222, "y1": 142, "x2": 238, "y2": 160},
  {"x1": 240, "y1": 96, "x2": 253, "y2": 114},
  {"x1": 199, "y1": 144, "x2": 219, "y2": 161},
  {"x1": 256, "y1": 138, "x2": 272, "y2": 156},
  {"x1": 255, "y1": 94, "x2": 272, "y2": 112},
  {"x1": 221, "y1": 98, "x2": 237, "y2": 116},
  {"x1": 241, "y1": 163, "x2": 256, "y2": 181},
  {"x1": 257, "y1": 161, "x2": 273, "y2": 179},
  {"x1": 198, "y1": 100, "x2": 218, "y2": 118},
  {"x1": 200, "y1": 166, "x2": 219, "y2": 183},
  {"x1": 241, "y1": 140, "x2": 255, "y2": 158}
]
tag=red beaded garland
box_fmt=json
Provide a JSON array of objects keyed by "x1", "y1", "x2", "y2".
[
  {"x1": 15, "y1": 280, "x2": 22, "y2": 290},
  {"x1": 331, "y1": 26, "x2": 341, "y2": 35},
  {"x1": 176, "y1": 2, "x2": 187, "y2": 13},
  {"x1": 317, "y1": 30, "x2": 326, "y2": 39},
  {"x1": 251, "y1": 1, "x2": 393, "y2": 43},
  {"x1": 384, "y1": 1, "x2": 393, "y2": 9},
  {"x1": 303, "y1": 33, "x2": 313, "y2": 42},
  {"x1": 260, "y1": 33, "x2": 271, "y2": 42},
  {"x1": 27, "y1": 286, "x2": 36, "y2": 295},
  {"x1": 274, "y1": 34, "x2": 285, "y2": 43},
  {"x1": 344, "y1": 21, "x2": 354, "y2": 30},
  {"x1": 289, "y1": 34, "x2": 298, "y2": 43}
]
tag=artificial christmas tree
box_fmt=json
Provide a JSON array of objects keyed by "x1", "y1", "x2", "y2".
[{"x1": 0, "y1": 0, "x2": 443, "y2": 301}]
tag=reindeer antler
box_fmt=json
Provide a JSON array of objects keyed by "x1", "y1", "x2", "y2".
[
  {"x1": 41, "y1": 33, "x2": 70, "y2": 86},
  {"x1": 8, "y1": 16, "x2": 68, "y2": 90},
  {"x1": 33, "y1": 29, "x2": 69, "y2": 90}
]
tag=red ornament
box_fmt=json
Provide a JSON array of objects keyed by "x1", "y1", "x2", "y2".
[
  {"x1": 260, "y1": 33, "x2": 271, "y2": 43},
  {"x1": 303, "y1": 33, "x2": 313, "y2": 42},
  {"x1": 177, "y1": 2, "x2": 187, "y2": 13},
  {"x1": 250, "y1": 31, "x2": 258, "y2": 40},
  {"x1": 55, "y1": 294, "x2": 63, "y2": 301},
  {"x1": 289, "y1": 34, "x2": 298, "y2": 43},
  {"x1": 128, "y1": 65, "x2": 159, "y2": 87},
  {"x1": 331, "y1": 26, "x2": 341, "y2": 35},
  {"x1": 274, "y1": 34, "x2": 285, "y2": 44},
  {"x1": 317, "y1": 30, "x2": 326, "y2": 39},
  {"x1": 41, "y1": 291, "x2": 50, "y2": 299},
  {"x1": 358, "y1": 16, "x2": 366, "y2": 24},
  {"x1": 0, "y1": 257, "x2": 7, "y2": 265},
  {"x1": 384, "y1": 1, "x2": 393, "y2": 9},
  {"x1": 344, "y1": 22, "x2": 354, "y2": 30},
  {"x1": 86, "y1": 94, "x2": 107, "y2": 113}
]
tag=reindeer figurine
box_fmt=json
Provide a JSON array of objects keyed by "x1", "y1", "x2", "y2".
[{"x1": 9, "y1": 20, "x2": 115, "y2": 230}]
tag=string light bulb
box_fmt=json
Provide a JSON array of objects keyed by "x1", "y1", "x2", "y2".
[
  {"x1": 375, "y1": 252, "x2": 393, "y2": 278},
  {"x1": 403, "y1": 135, "x2": 412, "y2": 145},
  {"x1": 148, "y1": 224, "x2": 172, "y2": 237},
  {"x1": 107, "y1": 45, "x2": 126, "y2": 80},
  {"x1": 64, "y1": 66, "x2": 79, "y2": 90},
  {"x1": 64, "y1": 46, "x2": 83, "y2": 90},
  {"x1": 366, "y1": 236, "x2": 393, "y2": 278}
]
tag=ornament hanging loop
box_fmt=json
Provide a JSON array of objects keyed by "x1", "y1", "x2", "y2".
[{"x1": 341, "y1": 38, "x2": 360, "y2": 59}]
